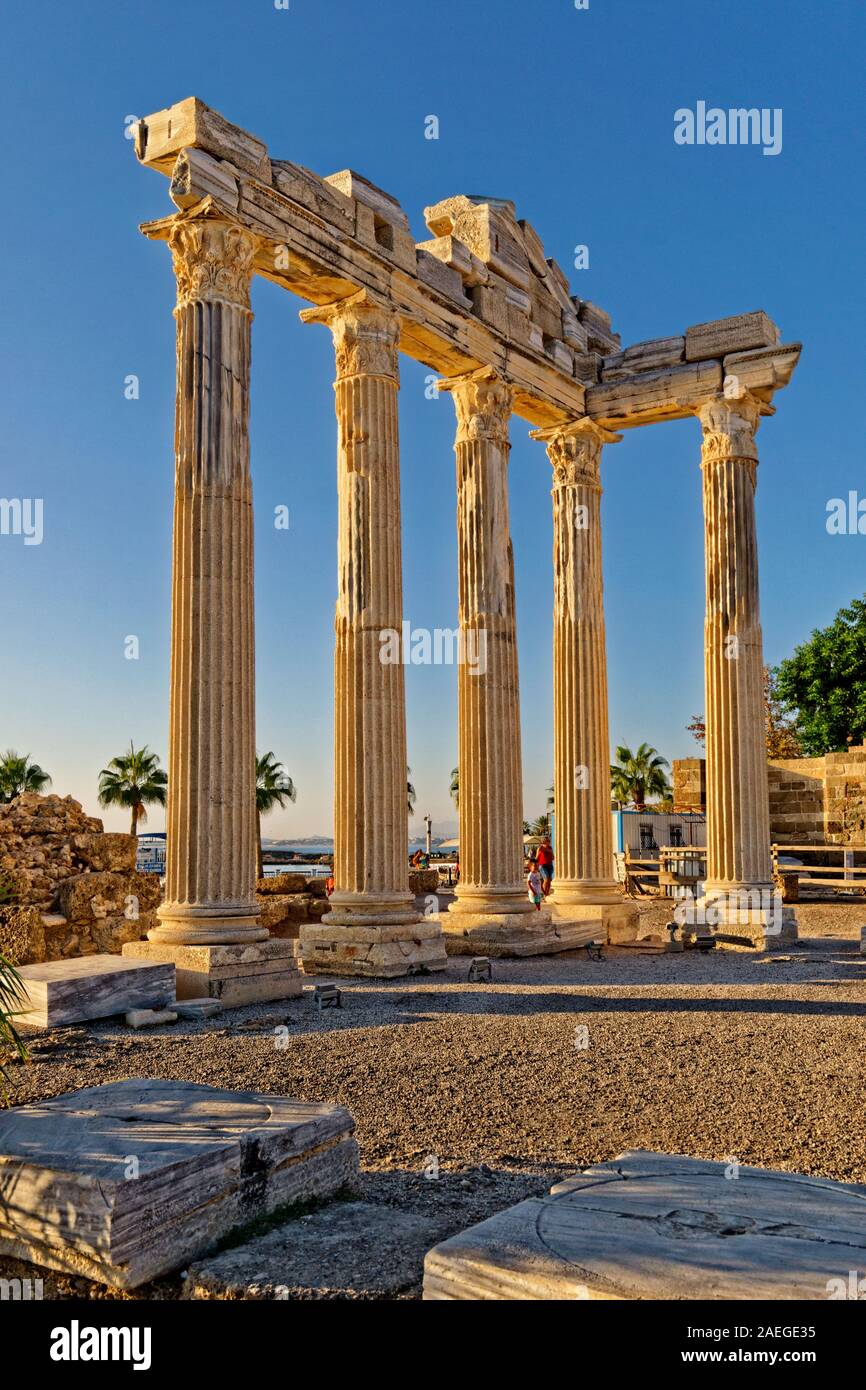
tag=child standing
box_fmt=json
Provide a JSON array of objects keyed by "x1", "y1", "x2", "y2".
[{"x1": 527, "y1": 865, "x2": 543, "y2": 910}]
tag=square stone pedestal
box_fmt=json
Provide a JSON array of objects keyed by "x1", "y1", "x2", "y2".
[
  {"x1": 15, "y1": 955, "x2": 175, "y2": 1030},
  {"x1": 122, "y1": 939, "x2": 301, "y2": 1005},
  {"x1": 680, "y1": 898, "x2": 799, "y2": 949},
  {"x1": 0, "y1": 1079, "x2": 358, "y2": 1288},
  {"x1": 423, "y1": 1149, "x2": 866, "y2": 1300},
  {"x1": 441, "y1": 909, "x2": 602, "y2": 957},
  {"x1": 299, "y1": 921, "x2": 446, "y2": 978},
  {"x1": 547, "y1": 898, "x2": 638, "y2": 946}
]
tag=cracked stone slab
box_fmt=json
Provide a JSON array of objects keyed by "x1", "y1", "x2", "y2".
[
  {"x1": 15, "y1": 955, "x2": 175, "y2": 1029},
  {"x1": 0, "y1": 1079, "x2": 358, "y2": 1289},
  {"x1": 423, "y1": 1151, "x2": 866, "y2": 1300},
  {"x1": 185, "y1": 1201, "x2": 440, "y2": 1299}
]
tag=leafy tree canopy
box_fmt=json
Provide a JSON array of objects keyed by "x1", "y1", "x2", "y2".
[{"x1": 774, "y1": 597, "x2": 866, "y2": 755}]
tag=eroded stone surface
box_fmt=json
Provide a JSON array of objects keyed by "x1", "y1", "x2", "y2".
[
  {"x1": 185, "y1": 1201, "x2": 438, "y2": 1300},
  {"x1": 122, "y1": 939, "x2": 302, "y2": 1003},
  {"x1": 15, "y1": 955, "x2": 175, "y2": 1029},
  {"x1": 424, "y1": 1150, "x2": 866, "y2": 1300},
  {"x1": 0, "y1": 1079, "x2": 358, "y2": 1289}
]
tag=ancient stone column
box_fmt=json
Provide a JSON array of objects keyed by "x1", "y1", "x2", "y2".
[
  {"x1": 698, "y1": 390, "x2": 777, "y2": 926},
  {"x1": 299, "y1": 291, "x2": 445, "y2": 977},
  {"x1": 149, "y1": 215, "x2": 265, "y2": 946},
  {"x1": 440, "y1": 367, "x2": 537, "y2": 937},
  {"x1": 531, "y1": 420, "x2": 625, "y2": 915}
]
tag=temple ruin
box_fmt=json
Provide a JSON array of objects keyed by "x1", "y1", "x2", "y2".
[{"x1": 124, "y1": 97, "x2": 801, "y2": 985}]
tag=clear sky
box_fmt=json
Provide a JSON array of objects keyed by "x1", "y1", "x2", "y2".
[{"x1": 1, "y1": 0, "x2": 863, "y2": 838}]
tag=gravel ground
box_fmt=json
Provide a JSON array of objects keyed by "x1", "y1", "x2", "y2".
[{"x1": 3, "y1": 900, "x2": 866, "y2": 1299}]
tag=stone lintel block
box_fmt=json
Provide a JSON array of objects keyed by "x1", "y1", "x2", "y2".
[
  {"x1": 471, "y1": 283, "x2": 508, "y2": 335},
  {"x1": 122, "y1": 939, "x2": 301, "y2": 1004},
  {"x1": 415, "y1": 235, "x2": 487, "y2": 288},
  {"x1": 169, "y1": 147, "x2": 240, "y2": 212},
  {"x1": 573, "y1": 351, "x2": 604, "y2": 383},
  {"x1": 0, "y1": 1080, "x2": 358, "y2": 1288},
  {"x1": 16, "y1": 955, "x2": 175, "y2": 1029},
  {"x1": 722, "y1": 342, "x2": 802, "y2": 393},
  {"x1": 135, "y1": 97, "x2": 271, "y2": 183},
  {"x1": 300, "y1": 921, "x2": 443, "y2": 946},
  {"x1": 517, "y1": 219, "x2": 549, "y2": 277},
  {"x1": 354, "y1": 203, "x2": 417, "y2": 273},
  {"x1": 602, "y1": 335, "x2": 685, "y2": 379},
  {"x1": 271, "y1": 160, "x2": 356, "y2": 231},
  {"x1": 562, "y1": 310, "x2": 590, "y2": 352},
  {"x1": 323, "y1": 168, "x2": 410, "y2": 231},
  {"x1": 441, "y1": 915, "x2": 592, "y2": 957},
  {"x1": 415, "y1": 248, "x2": 472, "y2": 305},
  {"x1": 299, "y1": 923, "x2": 447, "y2": 978},
  {"x1": 587, "y1": 359, "x2": 723, "y2": 425},
  {"x1": 685, "y1": 310, "x2": 780, "y2": 361},
  {"x1": 423, "y1": 1151, "x2": 866, "y2": 1300}
]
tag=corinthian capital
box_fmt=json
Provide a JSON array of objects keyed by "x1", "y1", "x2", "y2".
[
  {"x1": 169, "y1": 217, "x2": 257, "y2": 312},
  {"x1": 439, "y1": 367, "x2": 513, "y2": 445},
  {"x1": 531, "y1": 418, "x2": 621, "y2": 492},
  {"x1": 301, "y1": 290, "x2": 400, "y2": 382},
  {"x1": 697, "y1": 390, "x2": 767, "y2": 465}
]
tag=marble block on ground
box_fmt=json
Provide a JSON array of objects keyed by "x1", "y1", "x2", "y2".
[
  {"x1": 441, "y1": 913, "x2": 601, "y2": 957},
  {"x1": 299, "y1": 922, "x2": 447, "y2": 978},
  {"x1": 423, "y1": 1150, "x2": 866, "y2": 1300},
  {"x1": 14, "y1": 955, "x2": 175, "y2": 1029},
  {"x1": 185, "y1": 1200, "x2": 439, "y2": 1299},
  {"x1": 122, "y1": 939, "x2": 302, "y2": 1004},
  {"x1": 0, "y1": 1079, "x2": 358, "y2": 1289}
]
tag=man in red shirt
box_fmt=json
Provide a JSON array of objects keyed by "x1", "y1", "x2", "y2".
[{"x1": 536, "y1": 836, "x2": 554, "y2": 896}]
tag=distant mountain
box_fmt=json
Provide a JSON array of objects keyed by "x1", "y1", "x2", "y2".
[{"x1": 263, "y1": 836, "x2": 334, "y2": 846}]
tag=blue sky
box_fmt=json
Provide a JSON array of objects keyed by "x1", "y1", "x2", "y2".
[{"x1": 0, "y1": 0, "x2": 863, "y2": 837}]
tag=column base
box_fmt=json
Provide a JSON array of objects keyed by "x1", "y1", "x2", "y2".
[
  {"x1": 151, "y1": 902, "x2": 268, "y2": 947},
  {"x1": 679, "y1": 885, "x2": 799, "y2": 948},
  {"x1": 547, "y1": 896, "x2": 639, "y2": 945},
  {"x1": 299, "y1": 921, "x2": 447, "y2": 978},
  {"x1": 322, "y1": 891, "x2": 422, "y2": 928},
  {"x1": 122, "y1": 939, "x2": 302, "y2": 1006}
]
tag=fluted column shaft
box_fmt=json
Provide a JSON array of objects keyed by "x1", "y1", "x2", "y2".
[
  {"x1": 301, "y1": 292, "x2": 417, "y2": 925},
  {"x1": 153, "y1": 216, "x2": 265, "y2": 945},
  {"x1": 533, "y1": 420, "x2": 621, "y2": 904},
  {"x1": 699, "y1": 391, "x2": 772, "y2": 897},
  {"x1": 442, "y1": 368, "x2": 531, "y2": 918}
]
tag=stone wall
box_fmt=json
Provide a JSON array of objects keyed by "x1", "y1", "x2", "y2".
[
  {"x1": 0, "y1": 793, "x2": 160, "y2": 964},
  {"x1": 672, "y1": 758, "x2": 706, "y2": 813},
  {"x1": 256, "y1": 875, "x2": 330, "y2": 939},
  {"x1": 672, "y1": 747, "x2": 866, "y2": 847}
]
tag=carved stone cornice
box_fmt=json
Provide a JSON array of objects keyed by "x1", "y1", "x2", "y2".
[
  {"x1": 169, "y1": 217, "x2": 257, "y2": 312},
  {"x1": 697, "y1": 391, "x2": 767, "y2": 470},
  {"x1": 301, "y1": 290, "x2": 400, "y2": 382},
  {"x1": 439, "y1": 366, "x2": 513, "y2": 445},
  {"x1": 531, "y1": 418, "x2": 622, "y2": 493}
]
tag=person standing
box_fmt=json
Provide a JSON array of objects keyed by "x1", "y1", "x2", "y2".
[
  {"x1": 527, "y1": 864, "x2": 544, "y2": 911},
  {"x1": 536, "y1": 835, "x2": 554, "y2": 896}
]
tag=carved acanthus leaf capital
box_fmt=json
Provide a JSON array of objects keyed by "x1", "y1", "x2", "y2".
[
  {"x1": 531, "y1": 419, "x2": 621, "y2": 492},
  {"x1": 698, "y1": 391, "x2": 765, "y2": 466},
  {"x1": 301, "y1": 290, "x2": 400, "y2": 382},
  {"x1": 439, "y1": 367, "x2": 513, "y2": 445},
  {"x1": 169, "y1": 217, "x2": 257, "y2": 312}
]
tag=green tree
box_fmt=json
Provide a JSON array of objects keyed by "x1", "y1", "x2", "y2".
[
  {"x1": 256, "y1": 752, "x2": 297, "y2": 880},
  {"x1": 0, "y1": 751, "x2": 51, "y2": 804},
  {"x1": 774, "y1": 597, "x2": 866, "y2": 755},
  {"x1": 98, "y1": 743, "x2": 167, "y2": 838},
  {"x1": 610, "y1": 743, "x2": 670, "y2": 810},
  {"x1": 407, "y1": 766, "x2": 416, "y2": 818}
]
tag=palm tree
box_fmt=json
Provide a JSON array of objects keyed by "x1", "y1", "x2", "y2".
[
  {"x1": 256, "y1": 751, "x2": 297, "y2": 879},
  {"x1": 407, "y1": 766, "x2": 416, "y2": 818},
  {"x1": 98, "y1": 743, "x2": 167, "y2": 837},
  {"x1": 610, "y1": 743, "x2": 670, "y2": 810},
  {"x1": 529, "y1": 813, "x2": 551, "y2": 838},
  {"x1": 0, "y1": 953, "x2": 28, "y2": 1102},
  {"x1": 546, "y1": 784, "x2": 555, "y2": 811},
  {"x1": 0, "y1": 750, "x2": 51, "y2": 804},
  {"x1": 449, "y1": 766, "x2": 459, "y2": 808}
]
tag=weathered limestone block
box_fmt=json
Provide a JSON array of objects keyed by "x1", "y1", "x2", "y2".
[
  {"x1": 0, "y1": 906, "x2": 46, "y2": 965},
  {"x1": 587, "y1": 359, "x2": 723, "y2": 425},
  {"x1": 409, "y1": 869, "x2": 440, "y2": 895},
  {"x1": 574, "y1": 299, "x2": 620, "y2": 354},
  {"x1": 58, "y1": 870, "x2": 160, "y2": 924},
  {"x1": 324, "y1": 168, "x2": 410, "y2": 231},
  {"x1": 722, "y1": 342, "x2": 802, "y2": 395},
  {"x1": 0, "y1": 1080, "x2": 358, "y2": 1288},
  {"x1": 416, "y1": 248, "x2": 470, "y2": 303},
  {"x1": 169, "y1": 146, "x2": 240, "y2": 211},
  {"x1": 423, "y1": 1151, "x2": 866, "y2": 1300},
  {"x1": 71, "y1": 832, "x2": 137, "y2": 873},
  {"x1": 257, "y1": 894, "x2": 308, "y2": 932},
  {"x1": 602, "y1": 335, "x2": 685, "y2": 379},
  {"x1": 271, "y1": 160, "x2": 355, "y2": 230},
  {"x1": 123, "y1": 939, "x2": 302, "y2": 1004},
  {"x1": 685, "y1": 310, "x2": 779, "y2": 361},
  {"x1": 134, "y1": 96, "x2": 272, "y2": 182},
  {"x1": 257, "y1": 872, "x2": 308, "y2": 895},
  {"x1": 300, "y1": 921, "x2": 445, "y2": 978},
  {"x1": 305, "y1": 877, "x2": 328, "y2": 898}
]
